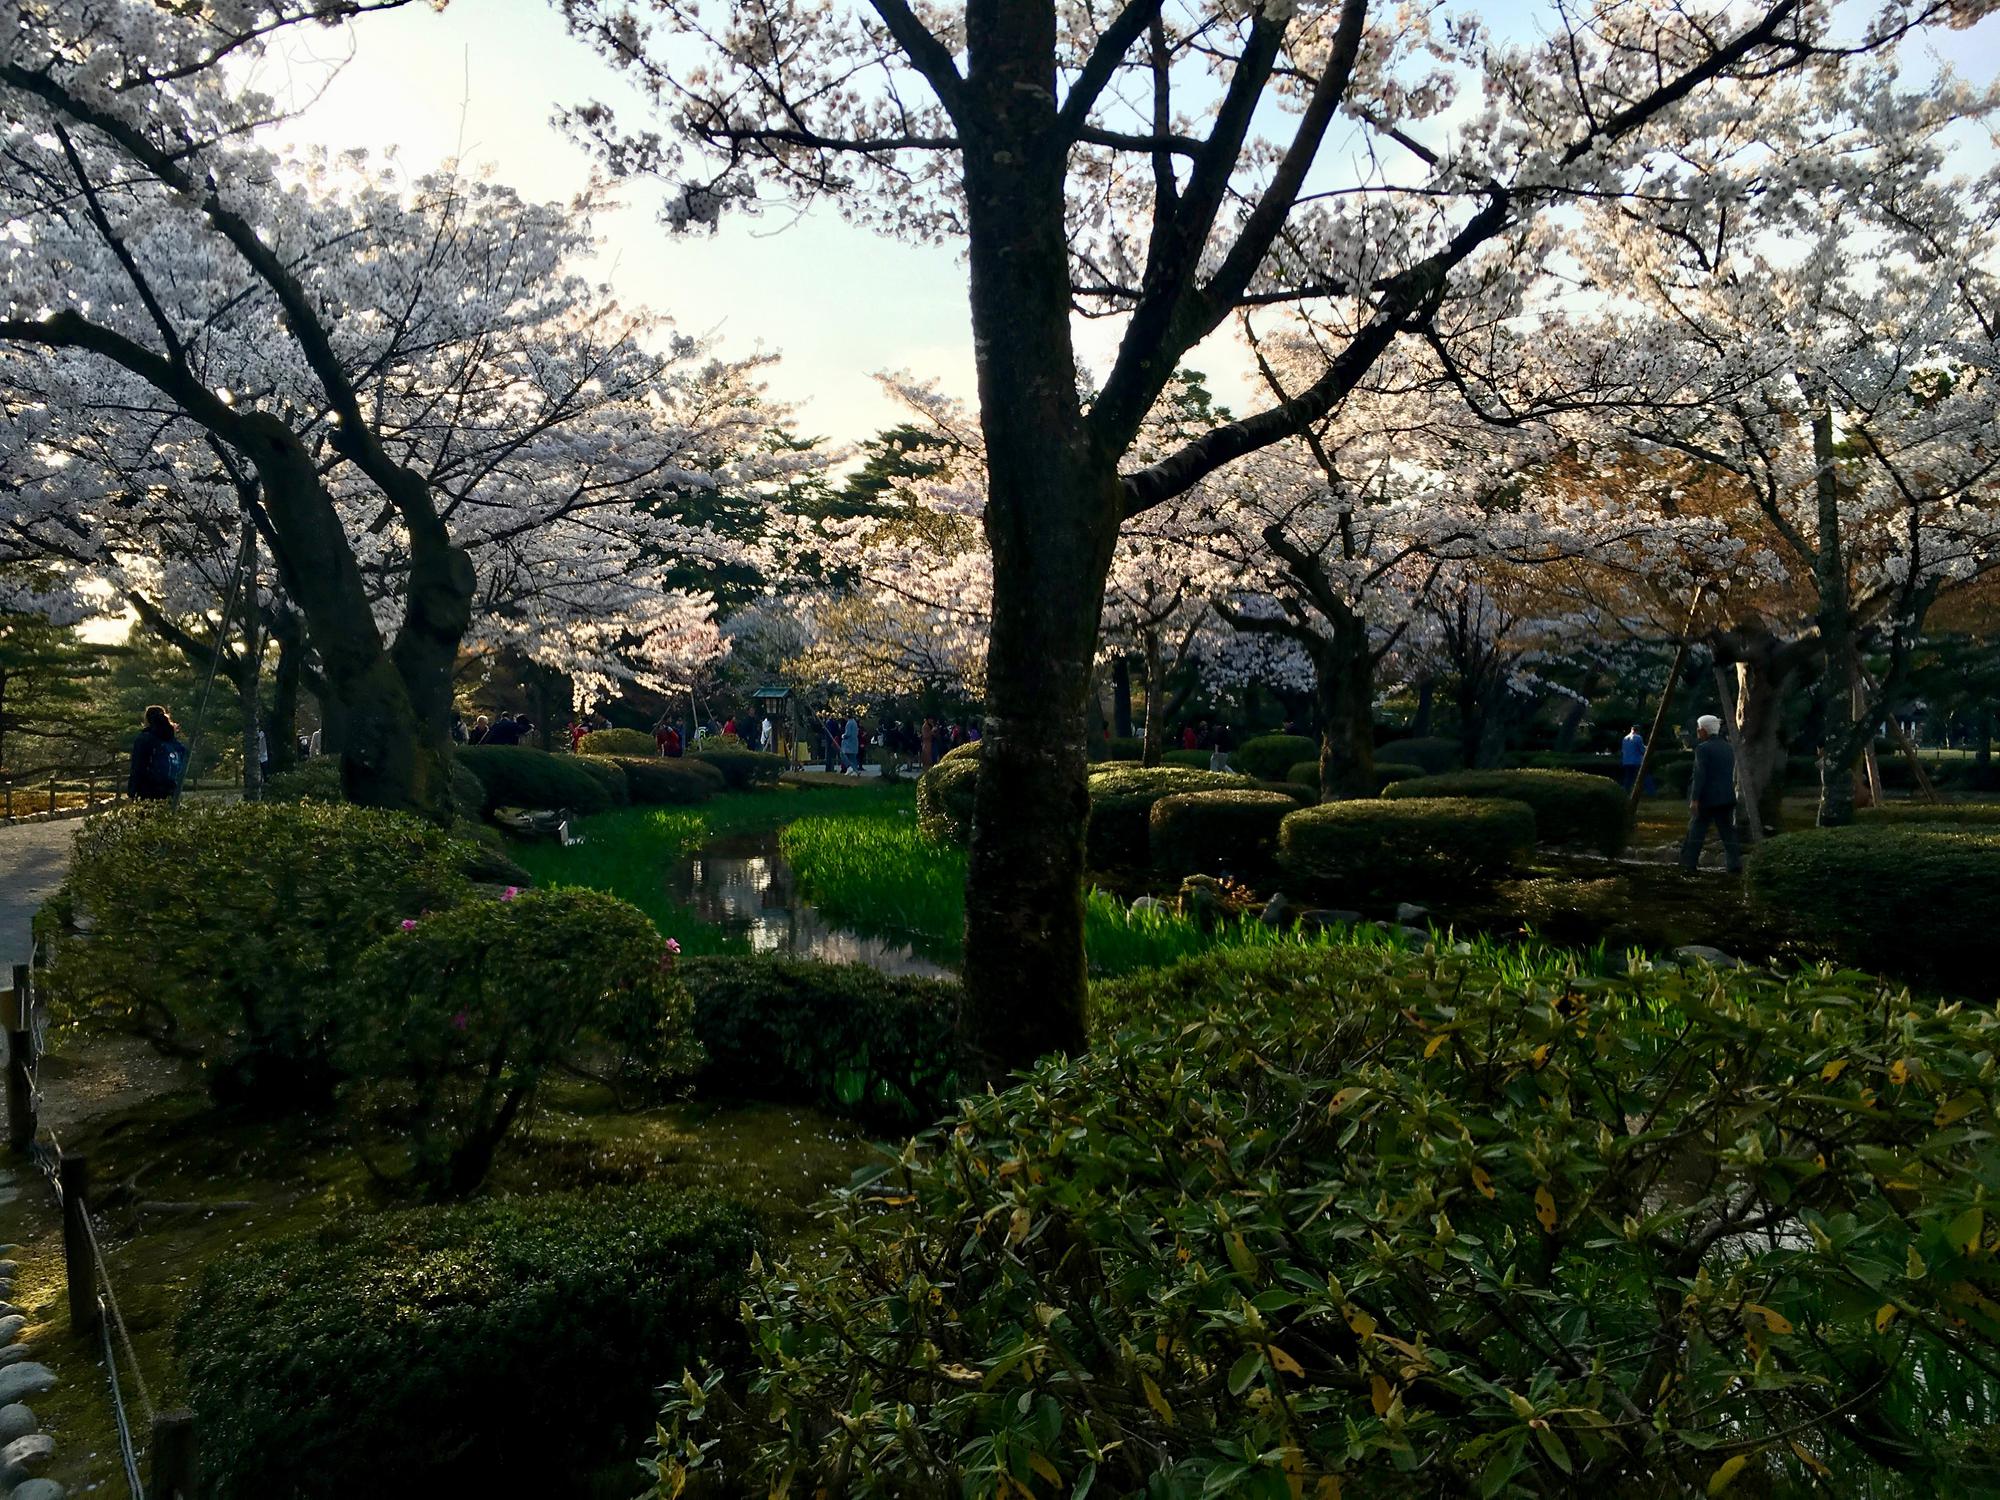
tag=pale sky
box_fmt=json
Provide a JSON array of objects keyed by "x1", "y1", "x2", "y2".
[{"x1": 256, "y1": 0, "x2": 2000, "y2": 447}]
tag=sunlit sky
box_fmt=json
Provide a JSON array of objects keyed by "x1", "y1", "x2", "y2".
[{"x1": 252, "y1": 0, "x2": 2000, "y2": 447}]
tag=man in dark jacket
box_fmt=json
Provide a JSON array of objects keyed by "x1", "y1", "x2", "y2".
[
  {"x1": 481, "y1": 713, "x2": 523, "y2": 747},
  {"x1": 1680, "y1": 714, "x2": 1742, "y2": 873},
  {"x1": 127, "y1": 705, "x2": 188, "y2": 801}
]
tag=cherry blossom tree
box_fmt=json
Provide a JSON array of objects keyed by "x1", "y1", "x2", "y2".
[{"x1": 562, "y1": 0, "x2": 1986, "y2": 1062}]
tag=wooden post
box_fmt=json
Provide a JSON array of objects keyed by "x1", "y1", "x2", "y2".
[
  {"x1": 149, "y1": 1410, "x2": 199, "y2": 1498},
  {"x1": 60, "y1": 1153, "x2": 98, "y2": 1340},
  {"x1": 6, "y1": 964, "x2": 33, "y2": 1155},
  {"x1": 1630, "y1": 586, "x2": 1708, "y2": 814}
]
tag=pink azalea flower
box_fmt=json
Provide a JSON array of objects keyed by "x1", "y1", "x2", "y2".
[
  {"x1": 502, "y1": 886, "x2": 520, "y2": 901},
  {"x1": 665, "y1": 937, "x2": 682, "y2": 954},
  {"x1": 401, "y1": 919, "x2": 417, "y2": 931}
]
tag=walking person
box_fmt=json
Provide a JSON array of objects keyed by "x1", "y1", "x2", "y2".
[
  {"x1": 759, "y1": 714, "x2": 775, "y2": 753},
  {"x1": 841, "y1": 712, "x2": 861, "y2": 775},
  {"x1": 127, "y1": 705, "x2": 189, "y2": 802},
  {"x1": 1620, "y1": 724, "x2": 1646, "y2": 790},
  {"x1": 1680, "y1": 714, "x2": 1743, "y2": 874}
]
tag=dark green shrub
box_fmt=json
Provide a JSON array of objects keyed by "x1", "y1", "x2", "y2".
[
  {"x1": 1377, "y1": 735, "x2": 1461, "y2": 774},
  {"x1": 181, "y1": 1187, "x2": 759, "y2": 1500},
  {"x1": 1385, "y1": 768, "x2": 1631, "y2": 856},
  {"x1": 1374, "y1": 760, "x2": 1425, "y2": 789},
  {"x1": 1855, "y1": 801, "x2": 2000, "y2": 827},
  {"x1": 615, "y1": 755, "x2": 725, "y2": 805},
  {"x1": 690, "y1": 746, "x2": 785, "y2": 789},
  {"x1": 574, "y1": 753, "x2": 633, "y2": 806},
  {"x1": 1233, "y1": 733, "x2": 1317, "y2": 781},
  {"x1": 457, "y1": 744, "x2": 615, "y2": 813},
  {"x1": 1099, "y1": 735, "x2": 1142, "y2": 761},
  {"x1": 1516, "y1": 750, "x2": 1620, "y2": 779},
  {"x1": 1277, "y1": 795, "x2": 1534, "y2": 897},
  {"x1": 1161, "y1": 747, "x2": 1212, "y2": 768},
  {"x1": 41, "y1": 803, "x2": 472, "y2": 1106},
  {"x1": 341, "y1": 889, "x2": 695, "y2": 1195},
  {"x1": 1086, "y1": 765, "x2": 1270, "y2": 867},
  {"x1": 676, "y1": 955, "x2": 963, "y2": 1126},
  {"x1": 941, "y1": 738, "x2": 984, "y2": 763},
  {"x1": 654, "y1": 945, "x2": 2000, "y2": 1497},
  {"x1": 1748, "y1": 825, "x2": 2000, "y2": 992},
  {"x1": 917, "y1": 756, "x2": 980, "y2": 844},
  {"x1": 1286, "y1": 759, "x2": 1427, "y2": 795},
  {"x1": 450, "y1": 819, "x2": 534, "y2": 887},
  {"x1": 579, "y1": 726, "x2": 658, "y2": 757},
  {"x1": 265, "y1": 755, "x2": 485, "y2": 821},
  {"x1": 1148, "y1": 789, "x2": 1299, "y2": 877}
]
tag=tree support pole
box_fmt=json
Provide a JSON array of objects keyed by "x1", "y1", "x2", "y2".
[{"x1": 1630, "y1": 586, "x2": 1707, "y2": 816}]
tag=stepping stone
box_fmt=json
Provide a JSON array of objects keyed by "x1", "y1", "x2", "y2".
[
  {"x1": 9, "y1": 1476, "x2": 63, "y2": 1500},
  {"x1": 0, "y1": 1364, "x2": 55, "y2": 1405},
  {"x1": 0, "y1": 1316, "x2": 24, "y2": 1344},
  {"x1": 0, "y1": 1431, "x2": 53, "y2": 1486},
  {"x1": 0, "y1": 1346, "x2": 31, "y2": 1369},
  {"x1": 0, "y1": 1404, "x2": 34, "y2": 1442}
]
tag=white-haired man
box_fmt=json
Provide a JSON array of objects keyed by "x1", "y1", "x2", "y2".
[{"x1": 1681, "y1": 714, "x2": 1743, "y2": 874}]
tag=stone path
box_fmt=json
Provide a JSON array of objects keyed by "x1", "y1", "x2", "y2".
[{"x1": 0, "y1": 822, "x2": 77, "y2": 975}]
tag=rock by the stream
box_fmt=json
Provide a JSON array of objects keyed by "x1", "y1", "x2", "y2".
[
  {"x1": 1400, "y1": 926, "x2": 1433, "y2": 943},
  {"x1": 1394, "y1": 902, "x2": 1431, "y2": 925},
  {"x1": 0, "y1": 1317, "x2": 25, "y2": 1346},
  {"x1": 0, "y1": 1431, "x2": 53, "y2": 1486},
  {"x1": 0, "y1": 1365, "x2": 55, "y2": 1406},
  {"x1": 11, "y1": 1478, "x2": 65, "y2": 1500},
  {"x1": 1672, "y1": 944, "x2": 1747, "y2": 970},
  {"x1": 1259, "y1": 892, "x2": 1296, "y2": 928},
  {"x1": 0, "y1": 1347, "x2": 32, "y2": 1371},
  {"x1": 0, "y1": 1404, "x2": 34, "y2": 1442},
  {"x1": 1296, "y1": 909, "x2": 1362, "y2": 934}
]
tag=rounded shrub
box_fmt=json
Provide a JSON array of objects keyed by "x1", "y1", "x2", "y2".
[
  {"x1": 917, "y1": 756, "x2": 980, "y2": 844},
  {"x1": 573, "y1": 753, "x2": 633, "y2": 806},
  {"x1": 1385, "y1": 767, "x2": 1632, "y2": 856},
  {"x1": 1277, "y1": 795, "x2": 1534, "y2": 897},
  {"x1": 1233, "y1": 733, "x2": 1318, "y2": 781},
  {"x1": 1376, "y1": 734, "x2": 1462, "y2": 774},
  {"x1": 1149, "y1": 789, "x2": 1299, "y2": 877},
  {"x1": 1515, "y1": 750, "x2": 1620, "y2": 778},
  {"x1": 1086, "y1": 765, "x2": 1270, "y2": 867},
  {"x1": 615, "y1": 755, "x2": 725, "y2": 805},
  {"x1": 676, "y1": 954, "x2": 964, "y2": 1127},
  {"x1": 342, "y1": 889, "x2": 695, "y2": 1195},
  {"x1": 457, "y1": 744, "x2": 615, "y2": 813},
  {"x1": 690, "y1": 745, "x2": 786, "y2": 789},
  {"x1": 42, "y1": 803, "x2": 473, "y2": 1106},
  {"x1": 1855, "y1": 801, "x2": 2000, "y2": 828},
  {"x1": 940, "y1": 738, "x2": 984, "y2": 763},
  {"x1": 1748, "y1": 825, "x2": 2000, "y2": 992},
  {"x1": 653, "y1": 945, "x2": 2000, "y2": 1497},
  {"x1": 579, "y1": 726, "x2": 658, "y2": 757},
  {"x1": 1160, "y1": 747, "x2": 1213, "y2": 768},
  {"x1": 1098, "y1": 735, "x2": 1142, "y2": 761},
  {"x1": 180, "y1": 1186, "x2": 759, "y2": 1500},
  {"x1": 263, "y1": 755, "x2": 486, "y2": 821}
]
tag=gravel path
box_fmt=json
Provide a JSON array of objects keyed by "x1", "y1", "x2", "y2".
[{"x1": 0, "y1": 818, "x2": 80, "y2": 973}]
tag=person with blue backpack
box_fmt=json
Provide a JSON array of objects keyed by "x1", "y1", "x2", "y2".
[{"x1": 127, "y1": 705, "x2": 189, "y2": 801}]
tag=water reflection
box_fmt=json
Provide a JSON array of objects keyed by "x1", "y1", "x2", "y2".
[{"x1": 666, "y1": 831, "x2": 953, "y2": 980}]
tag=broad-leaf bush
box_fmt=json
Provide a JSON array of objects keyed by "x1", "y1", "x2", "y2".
[
  {"x1": 42, "y1": 803, "x2": 472, "y2": 1106},
  {"x1": 1385, "y1": 768, "x2": 1631, "y2": 856},
  {"x1": 677, "y1": 954, "x2": 963, "y2": 1127},
  {"x1": 615, "y1": 755, "x2": 725, "y2": 804},
  {"x1": 341, "y1": 888, "x2": 695, "y2": 1195},
  {"x1": 1149, "y1": 788, "x2": 1298, "y2": 877},
  {"x1": 651, "y1": 945, "x2": 2000, "y2": 1498},
  {"x1": 1086, "y1": 765, "x2": 1272, "y2": 867},
  {"x1": 579, "y1": 726, "x2": 659, "y2": 757},
  {"x1": 1278, "y1": 796, "x2": 1534, "y2": 899},
  {"x1": 1748, "y1": 825, "x2": 2000, "y2": 994},
  {"x1": 1232, "y1": 733, "x2": 1318, "y2": 781},
  {"x1": 457, "y1": 743, "x2": 616, "y2": 813},
  {"x1": 182, "y1": 1187, "x2": 759, "y2": 1500}
]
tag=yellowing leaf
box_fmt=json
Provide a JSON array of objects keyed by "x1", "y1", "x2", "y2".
[
  {"x1": 1744, "y1": 1303, "x2": 1793, "y2": 1335},
  {"x1": 1141, "y1": 1371, "x2": 1175, "y2": 1427},
  {"x1": 1346, "y1": 1308, "x2": 1378, "y2": 1340},
  {"x1": 1226, "y1": 1231, "x2": 1258, "y2": 1279},
  {"x1": 1424, "y1": 1033, "x2": 1449, "y2": 1060},
  {"x1": 1952, "y1": 1207, "x2": 1987, "y2": 1257},
  {"x1": 1707, "y1": 1454, "x2": 1750, "y2": 1495},
  {"x1": 1535, "y1": 1184, "x2": 1558, "y2": 1233},
  {"x1": 1889, "y1": 1058, "x2": 1912, "y2": 1086},
  {"x1": 1314, "y1": 1478, "x2": 1343, "y2": 1500},
  {"x1": 1875, "y1": 1303, "x2": 1900, "y2": 1333},
  {"x1": 1369, "y1": 1373, "x2": 1393, "y2": 1416},
  {"x1": 1821, "y1": 1059, "x2": 1849, "y2": 1083},
  {"x1": 1007, "y1": 1206, "x2": 1032, "y2": 1245},
  {"x1": 937, "y1": 1362, "x2": 982, "y2": 1383},
  {"x1": 1907, "y1": 1245, "x2": 1930, "y2": 1281},
  {"x1": 1530, "y1": 1043, "x2": 1551, "y2": 1070},
  {"x1": 1471, "y1": 1166, "x2": 1496, "y2": 1200},
  {"x1": 1027, "y1": 1453, "x2": 1061, "y2": 1485},
  {"x1": 1328, "y1": 1087, "x2": 1368, "y2": 1116},
  {"x1": 1936, "y1": 1092, "x2": 1983, "y2": 1128},
  {"x1": 1789, "y1": 1441, "x2": 1831, "y2": 1478},
  {"x1": 1281, "y1": 1445, "x2": 1306, "y2": 1500},
  {"x1": 1268, "y1": 1345, "x2": 1305, "y2": 1377}
]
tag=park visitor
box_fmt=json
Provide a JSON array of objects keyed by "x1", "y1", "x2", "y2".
[
  {"x1": 450, "y1": 714, "x2": 468, "y2": 745},
  {"x1": 841, "y1": 713, "x2": 861, "y2": 774},
  {"x1": 127, "y1": 705, "x2": 188, "y2": 801},
  {"x1": 1620, "y1": 725, "x2": 1646, "y2": 788},
  {"x1": 468, "y1": 715, "x2": 489, "y2": 745},
  {"x1": 1680, "y1": 714, "x2": 1743, "y2": 874},
  {"x1": 759, "y1": 715, "x2": 775, "y2": 752}
]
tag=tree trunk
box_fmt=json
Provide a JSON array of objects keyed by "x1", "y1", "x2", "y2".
[
  {"x1": 265, "y1": 610, "x2": 304, "y2": 777},
  {"x1": 238, "y1": 518, "x2": 263, "y2": 802},
  {"x1": 1140, "y1": 628, "x2": 1166, "y2": 767},
  {"x1": 1112, "y1": 655, "x2": 1134, "y2": 739},
  {"x1": 1312, "y1": 628, "x2": 1376, "y2": 800},
  {"x1": 1412, "y1": 677, "x2": 1435, "y2": 738},
  {"x1": 1807, "y1": 401, "x2": 1861, "y2": 828},
  {"x1": 1711, "y1": 622, "x2": 1812, "y2": 838},
  {"x1": 958, "y1": 49, "x2": 1108, "y2": 1069}
]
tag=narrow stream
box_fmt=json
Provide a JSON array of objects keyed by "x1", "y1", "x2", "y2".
[{"x1": 666, "y1": 829, "x2": 954, "y2": 979}]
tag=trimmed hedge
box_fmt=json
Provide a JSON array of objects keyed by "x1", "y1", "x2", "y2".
[
  {"x1": 264, "y1": 756, "x2": 486, "y2": 821},
  {"x1": 940, "y1": 738, "x2": 984, "y2": 763},
  {"x1": 1086, "y1": 765, "x2": 1271, "y2": 867},
  {"x1": 1855, "y1": 801, "x2": 2000, "y2": 827},
  {"x1": 574, "y1": 754, "x2": 632, "y2": 806},
  {"x1": 1148, "y1": 788, "x2": 1299, "y2": 877},
  {"x1": 677, "y1": 955, "x2": 965, "y2": 1127},
  {"x1": 614, "y1": 755, "x2": 725, "y2": 805},
  {"x1": 1385, "y1": 768, "x2": 1631, "y2": 856},
  {"x1": 1377, "y1": 735, "x2": 1462, "y2": 774},
  {"x1": 1748, "y1": 825, "x2": 2000, "y2": 992},
  {"x1": 655, "y1": 946, "x2": 2000, "y2": 1495},
  {"x1": 578, "y1": 726, "x2": 658, "y2": 757},
  {"x1": 1284, "y1": 758, "x2": 1427, "y2": 795},
  {"x1": 1232, "y1": 733, "x2": 1318, "y2": 781},
  {"x1": 1098, "y1": 735, "x2": 1142, "y2": 761},
  {"x1": 41, "y1": 803, "x2": 472, "y2": 1106},
  {"x1": 916, "y1": 756, "x2": 980, "y2": 844},
  {"x1": 1160, "y1": 747, "x2": 1213, "y2": 768},
  {"x1": 1277, "y1": 795, "x2": 1535, "y2": 897},
  {"x1": 690, "y1": 745, "x2": 786, "y2": 789},
  {"x1": 457, "y1": 744, "x2": 615, "y2": 814},
  {"x1": 180, "y1": 1187, "x2": 759, "y2": 1500}
]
